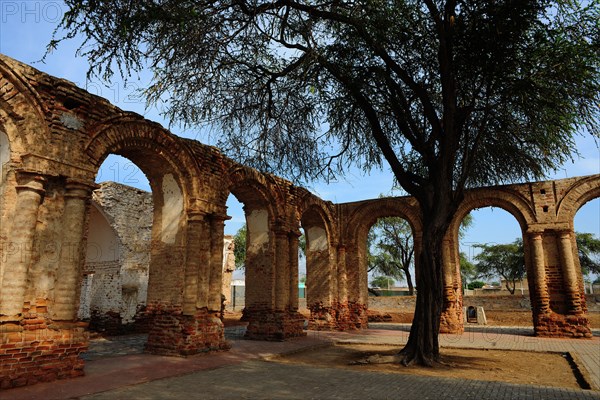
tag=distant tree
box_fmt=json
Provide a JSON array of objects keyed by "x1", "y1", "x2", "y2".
[
  {"x1": 576, "y1": 233, "x2": 600, "y2": 276},
  {"x1": 371, "y1": 276, "x2": 395, "y2": 289},
  {"x1": 233, "y1": 225, "x2": 247, "y2": 270},
  {"x1": 459, "y1": 252, "x2": 476, "y2": 289},
  {"x1": 369, "y1": 217, "x2": 415, "y2": 294},
  {"x1": 369, "y1": 212, "x2": 473, "y2": 296},
  {"x1": 474, "y1": 239, "x2": 525, "y2": 294}
]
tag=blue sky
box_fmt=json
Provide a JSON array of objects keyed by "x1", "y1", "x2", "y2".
[{"x1": 1, "y1": 1, "x2": 598, "y2": 274}]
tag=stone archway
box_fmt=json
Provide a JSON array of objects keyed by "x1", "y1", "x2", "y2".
[
  {"x1": 84, "y1": 119, "x2": 228, "y2": 355},
  {"x1": 441, "y1": 188, "x2": 535, "y2": 333},
  {"x1": 227, "y1": 166, "x2": 305, "y2": 339},
  {"x1": 341, "y1": 197, "x2": 422, "y2": 328}
]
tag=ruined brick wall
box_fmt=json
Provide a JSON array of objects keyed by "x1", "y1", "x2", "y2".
[{"x1": 79, "y1": 182, "x2": 153, "y2": 333}]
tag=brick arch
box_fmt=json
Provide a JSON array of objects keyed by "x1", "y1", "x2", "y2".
[
  {"x1": 298, "y1": 192, "x2": 337, "y2": 246},
  {"x1": 448, "y1": 188, "x2": 535, "y2": 240},
  {"x1": 0, "y1": 56, "x2": 50, "y2": 155},
  {"x1": 85, "y1": 117, "x2": 201, "y2": 205},
  {"x1": 227, "y1": 166, "x2": 282, "y2": 218},
  {"x1": 555, "y1": 175, "x2": 600, "y2": 223},
  {"x1": 345, "y1": 197, "x2": 422, "y2": 243}
]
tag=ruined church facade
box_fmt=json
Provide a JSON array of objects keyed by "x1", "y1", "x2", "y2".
[{"x1": 0, "y1": 54, "x2": 596, "y2": 389}]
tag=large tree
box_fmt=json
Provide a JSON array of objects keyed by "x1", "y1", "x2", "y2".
[{"x1": 52, "y1": 0, "x2": 600, "y2": 365}]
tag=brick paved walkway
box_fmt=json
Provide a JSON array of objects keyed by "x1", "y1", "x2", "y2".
[{"x1": 6, "y1": 325, "x2": 600, "y2": 400}]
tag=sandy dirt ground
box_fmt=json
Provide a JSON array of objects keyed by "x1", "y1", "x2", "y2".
[
  {"x1": 222, "y1": 309, "x2": 597, "y2": 389},
  {"x1": 271, "y1": 343, "x2": 582, "y2": 389}
]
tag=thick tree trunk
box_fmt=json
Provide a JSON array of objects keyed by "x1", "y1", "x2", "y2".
[
  {"x1": 397, "y1": 188, "x2": 456, "y2": 366},
  {"x1": 398, "y1": 225, "x2": 445, "y2": 366}
]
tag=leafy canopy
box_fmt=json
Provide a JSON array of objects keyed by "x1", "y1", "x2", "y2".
[{"x1": 51, "y1": 0, "x2": 600, "y2": 192}]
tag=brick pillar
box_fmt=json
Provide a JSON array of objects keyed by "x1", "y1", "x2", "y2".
[
  {"x1": 337, "y1": 245, "x2": 348, "y2": 302},
  {"x1": 530, "y1": 232, "x2": 550, "y2": 315},
  {"x1": 288, "y1": 230, "x2": 300, "y2": 311},
  {"x1": 335, "y1": 245, "x2": 351, "y2": 330},
  {"x1": 0, "y1": 171, "x2": 45, "y2": 316},
  {"x1": 274, "y1": 227, "x2": 290, "y2": 311},
  {"x1": 53, "y1": 180, "x2": 94, "y2": 321},
  {"x1": 182, "y1": 212, "x2": 205, "y2": 315},
  {"x1": 1, "y1": 175, "x2": 90, "y2": 389},
  {"x1": 195, "y1": 215, "x2": 211, "y2": 309},
  {"x1": 209, "y1": 214, "x2": 227, "y2": 312},
  {"x1": 557, "y1": 231, "x2": 582, "y2": 314}
]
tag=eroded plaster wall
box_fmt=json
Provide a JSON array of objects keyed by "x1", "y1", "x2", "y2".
[{"x1": 79, "y1": 181, "x2": 153, "y2": 332}]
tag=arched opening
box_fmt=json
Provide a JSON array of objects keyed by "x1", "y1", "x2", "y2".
[
  {"x1": 366, "y1": 215, "x2": 416, "y2": 325},
  {"x1": 81, "y1": 155, "x2": 154, "y2": 335},
  {"x1": 224, "y1": 195, "x2": 246, "y2": 320},
  {"x1": 458, "y1": 207, "x2": 528, "y2": 327},
  {"x1": 574, "y1": 198, "x2": 599, "y2": 306},
  {"x1": 227, "y1": 179, "x2": 276, "y2": 339},
  {"x1": 297, "y1": 229, "x2": 307, "y2": 318},
  {"x1": 84, "y1": 142, "x2": 188, "y2": 354}
]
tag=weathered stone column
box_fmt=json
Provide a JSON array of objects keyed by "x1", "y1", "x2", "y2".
[
  {"x1": 288, "y1": 230, "x2": 300, "y2": 311},
  {"x1": 557, "y1": 231, "x2": 582, "y2": 314},
  {"x1": 530, "y1": 232, "x2": 550, "y2": 314},
  {"x1": 335, "y1": 244, "x2": 350, "y2": 329},
  {"x1": 0, "y1": 171, "x2": 46, "y2": 317},
  {"x1": 195, "y1": 216, "x2": 211, "y2": 310},
  {"x1": 337, "y1": 245, "x2": 348, "y2": 302},
  {"x1": 274, "y1": 227, "x2": 290, "y2": 311},
  {"x1": 53, "y1": 180, "x2": 95, "y2": 320},
  {"x1": 208, "y1": 213, "x2": 228, "y2": 311},
  {"x1": 182, "y1": 212, "x2": 205, "y2": 315}
]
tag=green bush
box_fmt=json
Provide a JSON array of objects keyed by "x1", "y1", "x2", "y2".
[{"x1": 467, "y1": 281, "x2": 486, "y2": 290}]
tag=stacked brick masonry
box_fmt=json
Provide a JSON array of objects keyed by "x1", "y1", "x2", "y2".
[
  {"x1": 308, "y1": 301, "x2": 362, "y2": 331},
  {"x1": 0, "y1": 301, "x2": 88, "y2": 389},
  {"x1": 144, "y1": 303, "x2": 228, "y2": 356},
  {"x1": 243, "y1": 309, "x2": 306, "y2": 340}
]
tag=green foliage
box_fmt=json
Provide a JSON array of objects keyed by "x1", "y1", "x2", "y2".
[
  {"x1": 368, "y1": 216, "x2": 415, "y2": 293},
  {"x1": 370, "y1": 276, "x2": 395, "y2": 289},
  {"x1": 459, "y1": 252, "x2": 476, "y2": 287},
  {"x1": 467, "y1": 281, "x2": 486, "y2": 290},
  {"x1": 474, "y1": 239, "x2": 525, "y2": 294},
  {"x1": 576, "y1": 232, "x2": 600, "y2": 276},
  {"x1": 233, "y1": 225, "x2": 247, "y2": 270},
  {"x1": 53, "y1": 1, "x2": 600, "y2": 189}
]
